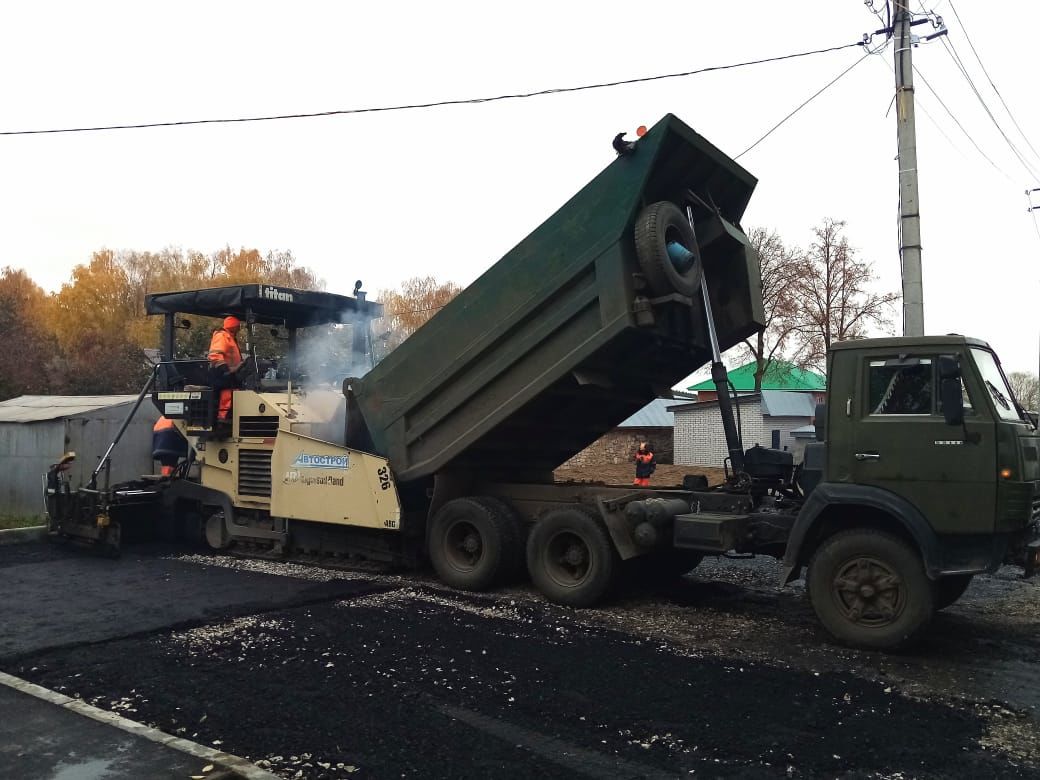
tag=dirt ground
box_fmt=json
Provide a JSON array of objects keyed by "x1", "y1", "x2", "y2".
[
  {"x1": 3, "y1": 541, "x2": 1039, "y2": 779},
  {"x1": 555, "y1": 464, "x2": 726, "y2": 488}
]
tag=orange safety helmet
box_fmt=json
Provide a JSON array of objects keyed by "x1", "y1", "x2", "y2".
[{"x1": 223, "y1": 316, "x2": 241, "y2": 331}]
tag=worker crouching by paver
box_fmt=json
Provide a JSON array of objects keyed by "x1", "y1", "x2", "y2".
[
  {"x1": 633, "y1": 441, "x2": 656, "y2": 487},
  {"x1": 152, "y1": 416, "x2": 188, "y2": 477}
]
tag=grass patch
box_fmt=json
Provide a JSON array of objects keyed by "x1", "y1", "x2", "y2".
[{"x1": 0, "y1": 515, "x2": 44, "y2": 530}]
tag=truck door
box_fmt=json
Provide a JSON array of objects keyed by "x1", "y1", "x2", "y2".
[{"x1": 848, "y1": 353, "x2": 995, "y2": 535}]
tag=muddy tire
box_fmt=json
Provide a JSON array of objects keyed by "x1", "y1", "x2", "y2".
[
  {"x1": 634, "y1": 201, "x2": 704, "y2": 297},
  {"x1": 934, "y1": 574, "x2": 973, "y2": 610},
  {"x1": 527, "y1": 505, "x2": 618, "y2": 607},
  {"x1": 473, "y1": 496, "x2": 526, "y2": 582},
  {"x1": 429, "y1": 497, "x2": 523, "y2": 591},
  {"x1": 808, "y1": 529, "x2": 934, "y2": 651}
]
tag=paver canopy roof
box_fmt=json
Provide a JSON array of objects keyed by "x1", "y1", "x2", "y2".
[{"x1": 145, "y1": 284, "x2": 382, "y2": 328}]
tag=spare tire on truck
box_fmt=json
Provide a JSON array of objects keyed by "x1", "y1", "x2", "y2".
[
  {"x1": 526, "y1": 505, "x2": 618, "y2": 608},
  {"x1": 634, "y1": 201, "x2": 704, "y2": 297},
  {"x1": 428, "y1": 496, "x2": 523, "y2": 591}
]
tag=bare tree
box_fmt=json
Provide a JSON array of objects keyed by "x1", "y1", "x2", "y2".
[
  {"x1": 1007, "y1": 371, "x2": 1039, "y2": 411},
  {"x1": 739, "y1": 227, "x2": 806, "y2": 391},
  {"x1": 789, "y1": 219, "x2": 899, "y2": 370}
]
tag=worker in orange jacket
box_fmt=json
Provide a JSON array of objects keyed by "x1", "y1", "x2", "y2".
[
  {"x1": 152, "y1": 416, "x2": 187, "y2": 476},
  {"x1": 633, "y1": 441, "x2": 656, "y2": 487},
  {"x1": 208, "y1": 316, "x2": 243, "y2": 421}
]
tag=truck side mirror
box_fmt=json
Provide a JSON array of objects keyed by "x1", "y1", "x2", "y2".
[
  {"x1": 938, "y1": 355, "x2": 964, "y2": 426},
  {"x1": 814, "y1": 403, "x2": 827, "y2": 441},
  {"x1": 938, "y1": 355, "x2": 960, "y2": 380},
  {"x1": 940, "y1": 378, "x2": 964, "y2": 426}
]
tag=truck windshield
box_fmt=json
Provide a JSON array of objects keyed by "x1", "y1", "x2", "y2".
[{"x1": 970, "y1": 347, "x2": 1023, "y2": 422}]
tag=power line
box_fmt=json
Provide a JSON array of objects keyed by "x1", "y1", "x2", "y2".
[
  {"x1": 910, "y1": 61, "x2": 1012, "y2": 180},
  {"x1": 878, "y1": 54, "x2": 965, "y2": 160},
  {"x1": 940, "y1": 36, "x2": 1040, "y2": 179},
  {"x1": 0, "y1": 41, "x2": 865, "y2": 137},
  {"x1": 865, "y1": 0, "x2": 892, "y2": 30},
  {"x1": 929, "y1": 13, "x2": 1040, "y2": 180},
  {"x1": 944, "y1": 0, "x2": 1040, "y2": 165},
  {"x1": 384, "y1": 304, "x2": 447, "y2": 317},
  {"x1": 736, "y1": 42, "x2": 882, "y2": 159}
]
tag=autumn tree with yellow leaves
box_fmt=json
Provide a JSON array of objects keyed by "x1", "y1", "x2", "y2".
[
  {"x1": 0, "y1": 248, "x2": 322, "y2": 399},
  {"x1": 0, "y1": 268, "x2": 59, "y2": 398},
  {"x1": 375, "y1": 276, "x2": 462, "y2": 358},
  {"x1": 0, "y1": 251, "x2": 461, "y2": 399}
]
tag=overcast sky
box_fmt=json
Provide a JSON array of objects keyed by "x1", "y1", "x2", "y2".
[{"x1": 2, "y1": 1, "x2": 1038, "y2": 375}]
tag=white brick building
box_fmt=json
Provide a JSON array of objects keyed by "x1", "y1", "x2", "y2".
[{"x1": 670, "y1": 390, "x2": 818, "y2": 467}]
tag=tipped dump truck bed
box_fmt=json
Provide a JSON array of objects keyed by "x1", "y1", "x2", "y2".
[{"x1": 350, "y1": 114, "x2": 764, "y2": 484}]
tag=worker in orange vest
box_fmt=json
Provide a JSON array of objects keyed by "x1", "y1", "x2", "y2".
[
  {"x1": 633, "y1": 441, "x2": 656, "y2": 487},
  {"x1": 208, "y1": 316, "x2": 243, "y2": 421},
  {"x1": 152, "y1": 416, "x2": 188, "y2": 476}
]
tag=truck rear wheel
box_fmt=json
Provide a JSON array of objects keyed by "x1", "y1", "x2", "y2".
[
  {"x1": 527, "y1": 506, "x2": 618, "y2": 607},
  {"x1": 935, "y1": 574, "x2": 973, "y2": 610},
  {"x1": 429, "y1": 497, "x2": 522, "y2": 591},
  {"x1": 634, "y1": 201, "x2": 704, "y2": 297},
  {"x1": 807, "y1": 528, "x2": 934, "y2": 650}
]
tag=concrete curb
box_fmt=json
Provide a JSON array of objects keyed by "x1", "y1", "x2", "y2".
[
  {"x1": 0, "y1": 525, "x2": 46, "y2": 545},
  {"x1": 0, "y1": 670, "x2": 280, "y2": 780}
]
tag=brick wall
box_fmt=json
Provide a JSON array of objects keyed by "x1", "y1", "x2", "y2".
[
  {"x1": 674, "y1": 400, "x2": 811, "y2": 467},
  {"x1": 562, "y1": 427, "x2": 674, "y2": 467}
]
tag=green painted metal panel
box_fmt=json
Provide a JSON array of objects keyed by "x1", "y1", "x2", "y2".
[
  {"x1": 688, "y1": 360, "x2": 826, "y2": 392},
  {"x1": 351, "y1": 114, "x2": 765, "y2": 484},
  {"x1": 825, "y1": 337, "x2": 1037, "y2": 536}
]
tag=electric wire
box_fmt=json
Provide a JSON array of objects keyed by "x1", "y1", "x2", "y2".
[
  {"x1": 735, "y1": 42, "x2": 882, "y2": 160},
  {"x1": 923, "y1": 6, "x2": 1040, "y2": 180},
  {"x1": 1029, "y1": 195, "x2": 1040, "y2": 246},
  {"x1": 865, "y1": 0, "x2": 891, "y2": 30},
  {"x1": 0, "y1": 41, "x2": 865, "y2": 137},
  {"x1": 879, "y1": 55, "x2": 966, "y2": 161},
  {"x1": 939, "y1": 35, "x2": 1040, "y2": 180},
  {"x1": 384, "y1": 304, "x2": 447, "y2": 317},
  {"x1": 910, "y1": 62, "x2": 1012, "y2": 180},
  {"x1": 945, "y1": 0, "x2": 1040, "y2": 165}
]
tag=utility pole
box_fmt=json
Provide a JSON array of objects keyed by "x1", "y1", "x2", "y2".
[
  {"x1": 1030, "y1": 188, "x2": 1040, "y2": 395},
  {"x1": 893, "y1": 0, "x2": 924, "y2": 337}
]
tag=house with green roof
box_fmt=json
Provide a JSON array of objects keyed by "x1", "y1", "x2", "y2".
[
  {"x1": 687, "y1": 360, "x2": 825, "y2": 401},
  {"x1": 671, "y1": 360, "x2": 826, "y2": 467}
]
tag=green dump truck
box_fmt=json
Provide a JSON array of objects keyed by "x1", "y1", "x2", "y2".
[{"x1": 46, "y1": 114, "x2": 1039, "y2": 650}]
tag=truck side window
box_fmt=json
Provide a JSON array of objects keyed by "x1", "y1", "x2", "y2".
[{"x1": 868, "y1": 359, "x2": 933, "y2": 415}]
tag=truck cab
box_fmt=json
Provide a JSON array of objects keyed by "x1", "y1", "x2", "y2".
[{"x1": 779, "y1": 336, "x2": 1040, "y2": 647}]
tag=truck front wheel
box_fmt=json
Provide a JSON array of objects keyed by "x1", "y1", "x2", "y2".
[
  {"x1": 527, "y1": 506, "x2": 618, "y2": 608},
  {"x1": 807, "y1": 528, "x2": 934, "y2": 650},
  {"x1": 429, "y1": 497, "x2": 522, "y2": 591}
]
